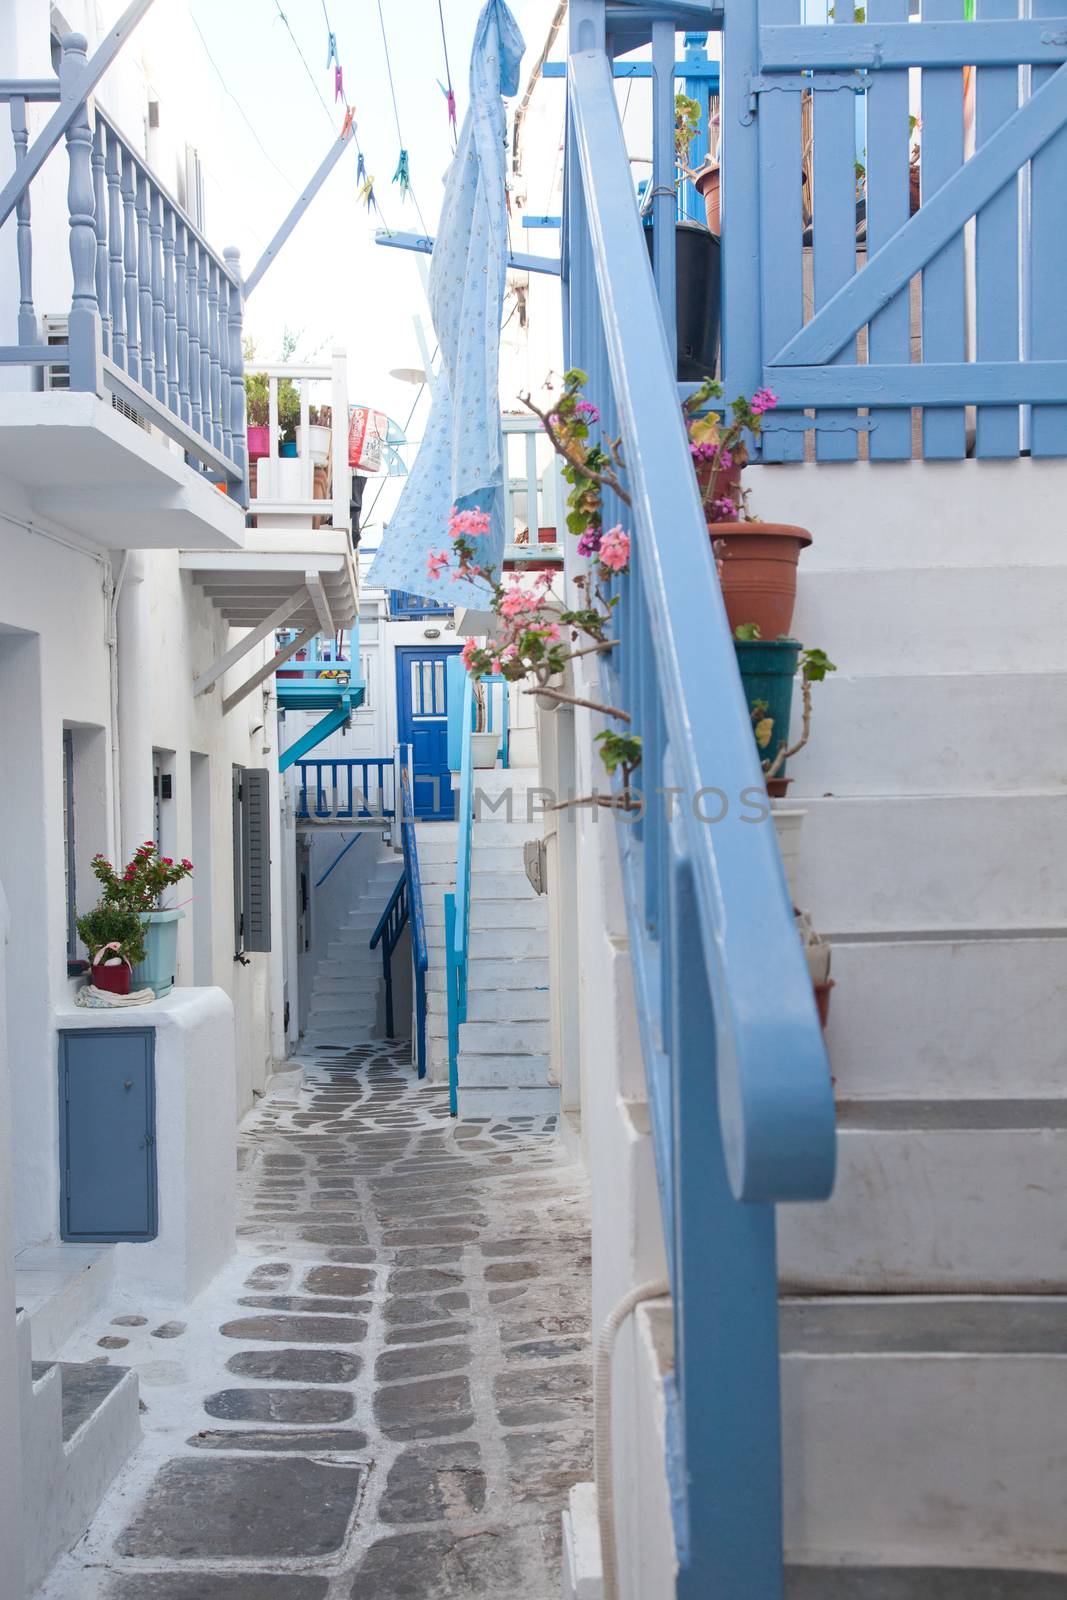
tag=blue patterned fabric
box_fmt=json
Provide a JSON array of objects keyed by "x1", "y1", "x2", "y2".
[{"x1": 366, "y1": 0, "x2": 524, "y2": 608}]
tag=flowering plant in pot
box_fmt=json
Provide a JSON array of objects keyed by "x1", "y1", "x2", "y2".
[
  {"x1": 686, "y1": 379, "x2": 812, "y2": 639},
  {"x1": 75, "y1": 902, "x2": 146, "y2": 996},
  {"x1": 243, "y1": 367, "x2": 271, "y2": 463},
  {"x1": 428, "y1": 372, "x2": 641, "y2": 812},
  {"x1": 90, "y1": 844, "x2": 193, "y2": 998},
  {"x1": 734, "y1": 626, "x2": 835, "y2": 796}
]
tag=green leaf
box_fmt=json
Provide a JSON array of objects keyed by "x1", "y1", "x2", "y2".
[{"x1": 734, "y1": 623, "x2": 762, "y2": 641}]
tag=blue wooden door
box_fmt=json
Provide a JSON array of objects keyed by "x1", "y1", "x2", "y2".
[
  {"x1": 59, "y1": 1028, "x2": 157, "y2": 1242},
  {"x1": 396, "y1": 646, "x2": 461, "y2": 820}
]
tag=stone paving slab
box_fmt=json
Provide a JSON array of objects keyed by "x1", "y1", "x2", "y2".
[{"x1": 37, "y1": 1042, "x2": 592, "y2": 1600}]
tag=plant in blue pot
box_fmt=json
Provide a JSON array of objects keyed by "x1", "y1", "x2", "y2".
[{"x1": 89, "y1": 844, "x2": 194, "y2": 998}]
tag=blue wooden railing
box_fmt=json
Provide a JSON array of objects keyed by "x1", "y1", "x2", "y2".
[
  {"x1": 295, "y1": 759, "x2": 395, "y2": 822},
  {"x1": 388, "y1": 590, "x2": 453, "y2": 619},
  {"x1": 399, "y1": 767, "x2": 429, "y2": 1079},
  {"x1": 0, "y1": 32, "x2": 247, "y2": 499},
  {"x1": 443, "y1": 675, "x2": 475, "y2": 1119},
  {"x1": 723, "y1": 0, "x2": 1067, "y2": 460},
  {"x1": 369, "y1": 873, "x2": 407, "y2": 1040},
  {"x1": 565, "y1": 2, "x2": 836, "y2": 1594}
]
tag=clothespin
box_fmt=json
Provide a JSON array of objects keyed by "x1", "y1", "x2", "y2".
[
  {"x1": 335, "y1": 64, "x2": 344, "y2": 102},
  {"x1": 438, "y1": 80, "x2": 458, "y2": 135},
  {"x1": 326, "y1": 30, "x2": 338, "y2": 69},
  {"x1": 393, "y1": 148, "x2": 410, "y2": 199},
  {"x1": 341, "y1": 106, "x2": 355, "y2": 138}
]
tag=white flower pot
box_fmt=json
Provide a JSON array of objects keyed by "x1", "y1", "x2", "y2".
[
  {"x1": 296, "y1": 424, "x2": 332, "y2": 467},
  {"x1": 470, "y1": 732, "x2": 500, "y2": 769},
  {"x1": 771, "y1": 803, "x2": 807, "y2": 905}
]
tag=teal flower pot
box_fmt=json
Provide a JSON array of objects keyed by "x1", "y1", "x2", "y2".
[
  {"x1": 735, "y1": 638, "x2": 801, "y2": 778},
  {"x1": 131, "y1": 908, "x2": 184, "y2": 997}
]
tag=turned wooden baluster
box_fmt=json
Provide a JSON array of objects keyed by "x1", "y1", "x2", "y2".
[
  {"x1": 198, "y1": 244, "x2": 212, "y2": 444},
  {"x1": 106, "y1": 130, "x2": 125, "y2": 370},
  {"x1": 208, "y1": 258, "x2": 222, "y2": 450},
  {"x1": 217, "y1": 270, "x2": 233, "y2": 460},
  {"x1": 10, "y1": 96, "x2": 35, "y2": 348},
  {"x1": 174, "y1": 220, "x2": 189, "y2": 424},
  {"x1": 121, "y1": 151, "x2": 139, "y2": 384},
  {"x1": 225, "y1": 246, "x2": 248, "y2": 502},
  {"x1": 162, "y1": 206, "x2": 178, "y2": 416},
  {"x1": 91, "y1": 119, "x2": 109, "y2": 356},
  {"x1": 150, "y1": 190, "x2": 165, "y2": 403},
  {"x1": 136, "y1": 169, "x2": 154, "y2": 396},
  {"x1": 186, "y1": 234, "x2": 201, "y2": 435},
  {"x1": 61, "y1": 34, "x2": 101, "y2": 392}
]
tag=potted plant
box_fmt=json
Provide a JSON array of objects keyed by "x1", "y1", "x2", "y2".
[
  {"x1": 89, "y1": 845, "x2": 193, "y2": 998},
  {"x1": 686, "y1": 381, "x2": 812, "y2": 639},
  {"x1": 639, "y1": 96, "x2": 721, "y2": 382},
  {"x1": 75, "y1": 902, "x2": 147, "y2": 996},
  {"x1": 692, "y1": 102, "x2": 722, "y2": 235},
  {"x1": 297, "y1": 404, "x2": 332, "y2": 468},
  {"x1": 734, "y1": 628, "x2": 835, "y2": 795},
  {"x1": 470, "y1": 679, "x2": 500, "y2": 768},
  {"x1": 244, "y1": 371, "x2": 271, "y2": 463}
]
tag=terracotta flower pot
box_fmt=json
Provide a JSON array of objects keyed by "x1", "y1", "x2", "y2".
[
  {"x1": 814, "y1": 978, "x2": 835, "y2": 1029},
  {"x1": 91, "y1": 960, "x2": 131, "y2": 995},
  {"x1": 714, "y1": 522, "x2": 812, "y2": 640},
  {"x1": 694, "y1": 160, "x2": 721, "y2": 235}
]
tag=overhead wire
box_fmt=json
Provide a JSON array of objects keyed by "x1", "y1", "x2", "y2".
[
  {"x1": 436, "y1": 0, "x2": 459, "y2": 151},
  {"x1": 362, "y1": 349, "x2": 439, "y2": 529},
  {"x1": 374, "y1": 0, "x2": 432, "y2": 235},
  {"x1": 187, "y1": 8, "x2": 298, "y2": 194}
]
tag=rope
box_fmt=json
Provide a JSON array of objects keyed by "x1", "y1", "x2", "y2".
[
  {"x1": 437, "y1": 0, "x2": 459, "y2": 150},
  {"x1": 375, "y1": 0, "x2": 431, "y2": 235},
  {"x1": 188, "y1": 10, "x2": 297, "y2": 194}
]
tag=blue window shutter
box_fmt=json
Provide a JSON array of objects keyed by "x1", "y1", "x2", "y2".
[{"x1": 240, "y1": 767, "x2": 272, "y2": 953}]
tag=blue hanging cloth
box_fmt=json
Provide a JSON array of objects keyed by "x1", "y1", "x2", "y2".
[{"x1": 366, "y1": 0, "x2": 524, "y2": 608}]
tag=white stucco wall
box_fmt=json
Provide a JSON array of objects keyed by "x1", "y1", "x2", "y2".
[
  {"x1": 0, "y1": 879, "x2": 26, "y2": 1600},
  {"x1": 0, "y1": 500, "x2": 283, "y2": 1252}
]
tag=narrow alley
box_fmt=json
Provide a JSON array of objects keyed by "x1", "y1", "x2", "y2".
[{"x1": 38, "y1": 1044, "x2": 592, "y2": 1600}]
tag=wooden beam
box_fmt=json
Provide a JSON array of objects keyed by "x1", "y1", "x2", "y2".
[
  {"x1": 375, "y1": 230, "x2": 562, "y2": 277},
  {"x1": 193, "y1": 587, "x2": 307, "y2": 697},
  {"x1": 765, "y1": 359, "x2": 1067, "y2": 407},
  {"x1": 243, "y1": 125, "x2": 355, "y2": 298},
  {"x1": 222, "y1": 625, "x2": 317, "y2": 715},
  {"x1": 0, "y1": 0, "x2": 159, "y2": 231},
  {"x1": 761, "y1": 19, "x2": 1067, "y2": 72},
  {"x1": 305, "y1": 570, "x2": 335, "y2": 639}
]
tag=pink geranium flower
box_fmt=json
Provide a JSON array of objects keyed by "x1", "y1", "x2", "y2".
[
  {"x1": 598, "y1": 524, "x2": 631, "y2": 573},
  {"x1": 750, "y1": 388, "x2": 778, "y2": 416}
]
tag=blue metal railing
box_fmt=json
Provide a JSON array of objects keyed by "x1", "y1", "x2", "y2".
[
  {"x1": 314, "y1": 833, "x2": 362, "y2": 888},
  {"x1": 389, "y1": 590, "x2": 453, "y2": 619},
  {"x1": 564, "y1": 4, "x2": 836, "y2": 1594},
  {"x1": 444, "y1": 675, "x2": 475, "y2": 1119},
  {"x1": 399, "y1": 766, "x2": 429, "y2": 1079},
  {"x1": 295, "y1": 759, "x2": 395, "y2": 822},
  {"x1": 368, "y1": 874, "x2": 407, "y2": 1039},
  {"x1": 0, "y1": 33, "x2": 248, "y2": 499}
]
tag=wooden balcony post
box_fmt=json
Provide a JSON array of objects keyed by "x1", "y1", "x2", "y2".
[{"x1": 60, "y1": 34, "x2": 102, "y2": 394}]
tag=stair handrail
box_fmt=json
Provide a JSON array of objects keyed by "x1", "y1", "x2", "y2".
[
  {"x1": 444, "y1": 673, "x2": 476, "y2": 1117},
  {"x1": 565, "y1": 15, "x2": 836, "y2": 1595},
  {"x1": 399, "y1": 765, "x2": 429, "y2": 1079},
  {"x1": 369, "y1": 872, "x2": 407, "y2": 1039}
]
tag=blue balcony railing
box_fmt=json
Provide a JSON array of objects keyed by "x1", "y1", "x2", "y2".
[
  {"x1": 388, "y1": 590, "x2": 454, "y2": 619},
  {"x1": 0, "y1": 32, "x2": 247, "y2": 499},
  {"x1": 563, "y1": 2, "x2": 836, "y2": 1594}
]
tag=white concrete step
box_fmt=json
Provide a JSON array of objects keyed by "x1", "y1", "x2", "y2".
[
  {"x1": 778, "y1": 1098, "x2": 1067, "y2": 1292},
  {"x1": 413, "y1": 839, "x2": 460, "y2": 864},
  {"x1": 457, "y1": 1085, "x2": 560, "y2": 1116},
  {"x1": 21, "y1": 1315, "x2": 141, "y2": 1592},
  {"x1": 312, "y1": 973, "x2": 377, "y2": 994},
  {"x1": 470, "y1": 869, "x2": 534, "y2": 899},
  {"x1": 825, "y1": 936, "x2": 1067, "y2": 1100},
  {"x1": 418, "y1": 861, "x2": 459, "y2": 886},
  {"x1": 791, "y1": 566, "x2": 1067, "y2": 675},
  {"x1": 792, "y1": 795, "x2": 1066, "y2": 935},
  {"x1": 472, "y1": 843, "x2": 536, "y2": 870},
  {"x1": 468, "y1": 926, "x2": 546, "y2": 959},
  {"x1": 309, "y1": 997, "x2": 377, "y2": 1019},
  {"x1": 786, "y1": 672, "x2": 1067, "y2": 799},
  {"x1": 424, "y1": 896, "x2": 546, "y2": 930},
  {"x1": 305, "y1": 1025, "x2": 376, "y2": 1045},
  {"x1": 467, "y1": 956, "x2": 550, "y2": 992},
  {"x1": 779, "y1": 1295, "x2": 1067, "y2": 1569},
  {"x1": 458, "y1": 1052, "x2": 552, "y2": 1088},
  {"x1": 464, "y1": 986, "x2": 551, "y2": 1023},
  {"x1": 468, "y1": 822, "x2": 543, "y2": 846},
  {"x1": 459, "y1": 1019, "x2": 551, "y2": 1055}
]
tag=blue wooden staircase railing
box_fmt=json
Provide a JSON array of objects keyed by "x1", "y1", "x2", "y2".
[
  {"x1": 399, "y1": 766, "x2": 429, "y2": 1080},
  {"x1": 564, "y1": 3, "x2": 836, "y2": 1594},
  {"x1": 368, "y1": 874, "x2": 407, "y2": 1040}
]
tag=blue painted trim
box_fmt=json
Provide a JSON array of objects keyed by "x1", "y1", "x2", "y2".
[
  {"x1": 773, "y1": 58, "x2": 1067, "y2": 368},
  {"x1": 399, "y1": 766, "x2": 430, "y2": 1079},
  {"x1": 760, "y1": 19, "x2": 1067, "y2": 70},
  {"x1": 521, "y1": 215, "x2": 562, "y2": 228},
  {"x1": 445, "y1": 893, "x2": 459, "y2": 1116},
  {"x1": 278, "y1": 694, "x2": 359, "y2": 773},
  {"x1": 446, "y1": 675, "x2": 476, "y2": 1105},
  {"x1": 765, "y1": 359, "x2": 1067, "y2": 405},
  {"x1": 542, "y1": 59, "x2": 721, "y2": 81}
]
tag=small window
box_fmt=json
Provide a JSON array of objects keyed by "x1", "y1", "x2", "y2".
[{"x1": 62, "y1": 730, "x2": 77, "y2": 961}]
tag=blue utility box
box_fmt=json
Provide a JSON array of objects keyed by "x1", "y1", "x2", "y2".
[{"x1": 58, "y1": 1027, "x2": 157, "y2": 1242}]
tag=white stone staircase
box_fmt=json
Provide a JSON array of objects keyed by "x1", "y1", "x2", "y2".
[
  {"x1": 303, "y1": 851, "x2": 402, "y2": 1049},
  {"x1": 419, "y1": 769, "x2": 557, "y2": 1115},
  {"x1": 17, "y1": 1308, "x2": 141, "y2": 1591},
  {"x1": 754, "y1": 464, "x2": 1067, "y2": 1580}
]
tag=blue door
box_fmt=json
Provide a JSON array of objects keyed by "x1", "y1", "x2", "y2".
[
  {"x1": 59, "y1": 1028, "x2": 157, "y2": 1242},
  {"x1": 396, "y1": 646, "x2": 461, "y2": 820}
]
